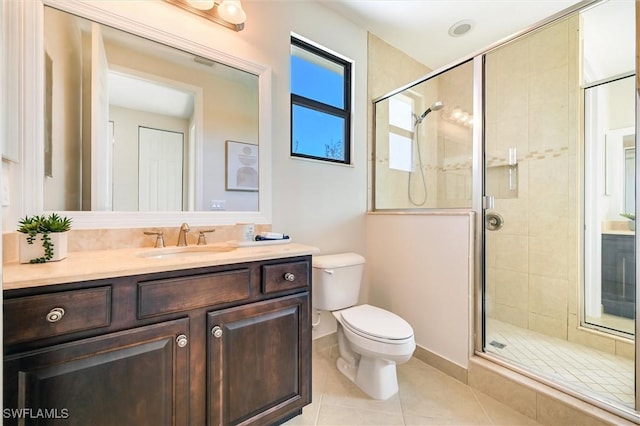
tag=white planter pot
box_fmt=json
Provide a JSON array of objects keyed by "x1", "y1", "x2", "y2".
[{"x1": 19, "y1": 232, "x2": 68, "y2": 263}]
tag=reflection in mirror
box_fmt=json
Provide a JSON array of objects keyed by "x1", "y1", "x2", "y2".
[
  {"x1": 584, "y1": 76, "x2": 635, "y2": 336},
  {"x1": 624, "y1": 145, "x2": 635, "y2": 214},
  {"x1": 43, "y1": 6, "x2": 259, "y2": 213}
]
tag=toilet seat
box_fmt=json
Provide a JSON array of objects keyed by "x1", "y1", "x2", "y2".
[{"x1": 339, "y1": 304, "x2": 413, "y2": 344}]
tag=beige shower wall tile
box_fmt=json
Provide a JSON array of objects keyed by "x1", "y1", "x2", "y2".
[
  {"x1": 468, "y1": 361, "x2": 537, "y2": 420},
  {"x1": 496, "y1": 198, "x2": 528, "y2": 236},
  {"x1": 496, "y1": 99, "x2": 529, "y2": 154},
  {"x1": 494, "y1": 234, "x2": 528, "y2": 273},
  {"x1": 529, "y1": 312, "x2": 567, "y2": 339},
  {"x1": 495, "y1": 303, "x2": 528, "y2": 329},
  {"x1": 528, "y1": 18, "x2": 569, "y2": 73},
  {"x1": 495, "y1": 269, "x2": 529, "y2": 310},
  {"x1": 485, "y1": 233, "x2": 497, "y2": 268},
  {"x1": 493, "y1": 37, "x2": 529, "y2": 80},
  {"x1": 528, "y1": 193, "x2": 568, "y2": 238},
  {"x1": 529, "y1": 274, "x2": 568, "y2": 319},
  {"x1": 529, "y1": 114, "x2": 569, "y2": 155},
  {"x1": 528, "y1": 155, "x2": 568, "y2": 198},
  {"x1": 537, "y1": 393, "x2": 615, "y2": 426},
  {"x1": 529, "y1": 65, "x2": 569, "y2": 111},
  {"x1": 566, "y1": 314, "x2": 616, "y2": 355},
  {"x1": 616, "y1": 339, "x2": 634, "y2": 359},
  {"x1": 567, "y1": 278, "x2": 578, "y2": 315},
  {"x1": 529, "y1": 234, "x2": 568, "y2": 280},
  {"x1": 485, "y1": 266, "x2": 496, "y2": 317},
  {"x1": 484, "y1": 115, "x2": 497, "y2": 151}
]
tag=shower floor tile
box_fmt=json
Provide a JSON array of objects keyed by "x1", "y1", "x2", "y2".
[{"x1": 485, "y1": 318, "x2": 634, "y2": 409}]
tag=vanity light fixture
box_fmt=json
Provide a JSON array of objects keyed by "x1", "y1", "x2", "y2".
[{"x1": 165, "y1": 0, "x2": 246, "y2": 31}]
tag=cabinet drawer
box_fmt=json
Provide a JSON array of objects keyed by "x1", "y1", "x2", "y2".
[
  {"x1": 4, "y1": 286, "x2": 112, "y2": 346},
  {"x1": 138, "y1": 269, "x2": 250, "y2": 318},
  {"x1": 262, "y1": 261, "x2": 309, "y2": 294}
]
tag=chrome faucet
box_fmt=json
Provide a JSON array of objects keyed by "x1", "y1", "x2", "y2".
[{"x1": 177, "y1": 223, "x2": 190, "y2": 246}]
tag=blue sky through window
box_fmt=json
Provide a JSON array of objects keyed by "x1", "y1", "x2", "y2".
[
  {"x1": 290, "y1": 38, "x2": 350, "y2": 163},
  {"x1": 291, "y1": 56, "x2": 344, "y2": 108},
  {"x1": 292, "y1": 105, "x2": 344, "y2": 159}
]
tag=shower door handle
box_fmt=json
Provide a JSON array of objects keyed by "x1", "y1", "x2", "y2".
[
  {"x1": 483, "y1": 195, "x2": 495, "y2": 210},
  {"x1": 485, "y1": 211, "x2": 504, "y2": 231}
]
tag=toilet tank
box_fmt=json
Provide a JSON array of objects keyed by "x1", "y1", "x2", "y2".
[{"x1": 312, "y1": 253, "x2": 365, "y2": 311}]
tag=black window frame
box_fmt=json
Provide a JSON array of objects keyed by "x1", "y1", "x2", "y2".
[{"x1": 290, "y1": 36, "x2": 352, "y2": 164}]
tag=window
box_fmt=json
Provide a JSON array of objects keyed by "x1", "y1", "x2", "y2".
[
  {"x1": 290, "y1": 36, "x2": 351, "y2": 163},
  {"x1": 388, "y1": 94, "x2": 415, "y2": 172}
]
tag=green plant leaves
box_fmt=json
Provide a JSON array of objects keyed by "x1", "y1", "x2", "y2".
[{"x1": 17, "y1": 213, "x2": 72, "y2": 263}]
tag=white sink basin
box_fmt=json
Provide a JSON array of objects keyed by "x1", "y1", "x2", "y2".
[{"x1": 138, "y1": 245, "x2": 237, "y2": 259}]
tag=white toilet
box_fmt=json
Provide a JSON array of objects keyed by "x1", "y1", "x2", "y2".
[{"x1": 312, "y1": 253, "x2": 415, "y2": 400}]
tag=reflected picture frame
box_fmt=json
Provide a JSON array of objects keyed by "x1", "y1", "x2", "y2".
[{"x1": 225, "y1": 140, "x2": 258, "y2": 192}]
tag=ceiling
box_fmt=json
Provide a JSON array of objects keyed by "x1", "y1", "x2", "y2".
[{"x1": 318, "y1": 0, "x2": 586, "y2": 69}]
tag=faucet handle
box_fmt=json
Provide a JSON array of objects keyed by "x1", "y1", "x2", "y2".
[
  {"x1": 144, "y1": 231, "x2": 165, "y2": 248},
  {"x1": 197, "y1": 229, "x2": 216, "y2": 245}
]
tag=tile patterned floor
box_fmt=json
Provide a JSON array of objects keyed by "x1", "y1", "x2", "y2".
[
  {"x1": 284, "y1": 346, "x2": 542, "y2": 426},
  {"x1": 485, "y1": 319, "x2": 635, "y2": 409}
]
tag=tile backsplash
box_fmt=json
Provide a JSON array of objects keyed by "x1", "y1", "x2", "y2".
[{"x1": 3, "y1": 223, "x2": 270, "y2": 263}]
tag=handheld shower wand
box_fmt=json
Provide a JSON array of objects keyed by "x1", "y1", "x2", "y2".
[
  {"x1": 409, "y1": 100, "x2": 444, "y2": 206},
  {"x1": 415, "y1": 101, "x2": 444, "y2": 125}
]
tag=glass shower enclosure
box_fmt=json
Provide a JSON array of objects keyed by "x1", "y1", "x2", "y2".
[{"x1": 373, "y1": 0, "x2": 637, "y2": 419}]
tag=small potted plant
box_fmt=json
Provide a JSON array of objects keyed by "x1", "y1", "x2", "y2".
[
  {"x1": 620, "y1": 213, "x2": 635, "y2": 231},
  {"x1": 18, "y1": 213, "x2": 72, "y2": 263}
]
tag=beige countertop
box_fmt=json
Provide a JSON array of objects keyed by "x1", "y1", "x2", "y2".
[
  {"x1": 3, "y1": 242, "x2": 319, "y2": 291},
  {"x1": 602, "y1": 230, "x2": 635, "y2": 236},
  {"x1": 602, "y1": 221, "x2": 635, "y2": 236}
]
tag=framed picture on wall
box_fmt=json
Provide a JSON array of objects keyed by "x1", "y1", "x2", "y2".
[{"x1": 225, "y1": 140, "x2": 258, "y2": 191}]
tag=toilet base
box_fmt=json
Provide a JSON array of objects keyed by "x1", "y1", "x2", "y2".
[{"x1": 336, "y1": 355, "x2": 399, "y2": 400}]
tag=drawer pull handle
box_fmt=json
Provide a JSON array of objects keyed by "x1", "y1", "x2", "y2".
[
  {"x1": 176, "y1": 334, "x2": 188, "y2": 348},
  {"x1": 46, "y1": 307, "x2": 65, "y2": 323},
  {"x1": 284, "y1": 272, "x2": 296, "y2": 282},
  {"x1": 211, "y1": 326, "x2": 223, "y2": 338}
]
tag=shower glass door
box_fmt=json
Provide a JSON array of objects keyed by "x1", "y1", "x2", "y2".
[
  {"x1": 482, "y1": 0, "x2": 636, "y2": 413},
  {"x1": 372, "y1": 60, "x2": 474, "y2": 211}
]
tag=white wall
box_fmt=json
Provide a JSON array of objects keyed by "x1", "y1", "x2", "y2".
[
  {"x1": 5, "y1": 0, "x2": 476, "y2": 369},
  {"x1": 4, "y1": 0, "x2": 369, "y2": 337},
  {"x1": 240, "y1": 1, "x2": 369, "y2": 337},
  {"x1": 242, "y1": 1, "x2": 369, "y2": 255},
  {"x1": 110, "y1": 106, "x2": 190, "y2": 211},
  {"x1": 366, "y1": 213, "x2": 474, "y2": 368}
]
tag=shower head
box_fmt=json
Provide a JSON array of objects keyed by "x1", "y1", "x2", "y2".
[{"x1": 415, "y1": 101, "x2": 444, "y2": 125}]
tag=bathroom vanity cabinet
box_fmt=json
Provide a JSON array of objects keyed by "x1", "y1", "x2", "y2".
[
  {"x1": 601, "y1": 234, "x2": 636, "y2": 318},
  {"x1": 3, "y1": 255, "x2": 312, "y2": 426}
]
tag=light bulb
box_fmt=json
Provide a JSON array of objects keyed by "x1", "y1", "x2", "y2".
[
  {"x1": 186, "y1": 0, "x2": 215, "y2": 10},
  {"x1": 218, "y1": 0, "x2": 246, "y2": 24}
]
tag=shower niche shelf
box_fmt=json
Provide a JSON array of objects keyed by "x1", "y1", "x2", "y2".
[{"x1": 486, "y1": 164, "x2": 518, "y2": 199}]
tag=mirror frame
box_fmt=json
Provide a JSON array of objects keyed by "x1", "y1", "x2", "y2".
[{"x1": 19, "y1": 0, "x2": 272, "y2": 228}]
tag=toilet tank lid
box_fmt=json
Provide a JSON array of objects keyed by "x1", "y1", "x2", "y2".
[{"x1": 312, "y1": 252, "x2": 365, "y2": 269}]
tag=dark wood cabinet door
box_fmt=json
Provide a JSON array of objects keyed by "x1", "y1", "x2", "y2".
[
  {"x1": 4, "y1": 318, "x2": 190, "y2": 426},
  {"x1": 601, "y1": 234, "x2": 636, "y2": 318},
  {"x1": 207, "y1": 293, "x2": 311, "y2": 426}
]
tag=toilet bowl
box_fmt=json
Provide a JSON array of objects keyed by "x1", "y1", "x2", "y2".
[
  {"x1": 333, "y1": 304, "x2": 415, "y2": 399},
  {"x1": 312, "y1": 253, "x2": 416, "y2": 400}
]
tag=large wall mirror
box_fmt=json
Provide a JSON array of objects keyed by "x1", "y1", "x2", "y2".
[{"x1": 20, "y1": 0, "x2": 271, "y2": 228}]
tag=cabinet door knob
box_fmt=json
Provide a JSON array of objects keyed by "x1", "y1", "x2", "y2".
[
  {"x1": 211, "y1": 326, "x2": 223, "y2": 338},
  {"x1": 176, "y1": 334, "x2": 188, "y2": 348},
  {"x1": 284, "y1": 272, "x2": 295, "y2": 282},
  {"x1": 46, "y1": 307, "x2": 65, "y2": 323}
]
